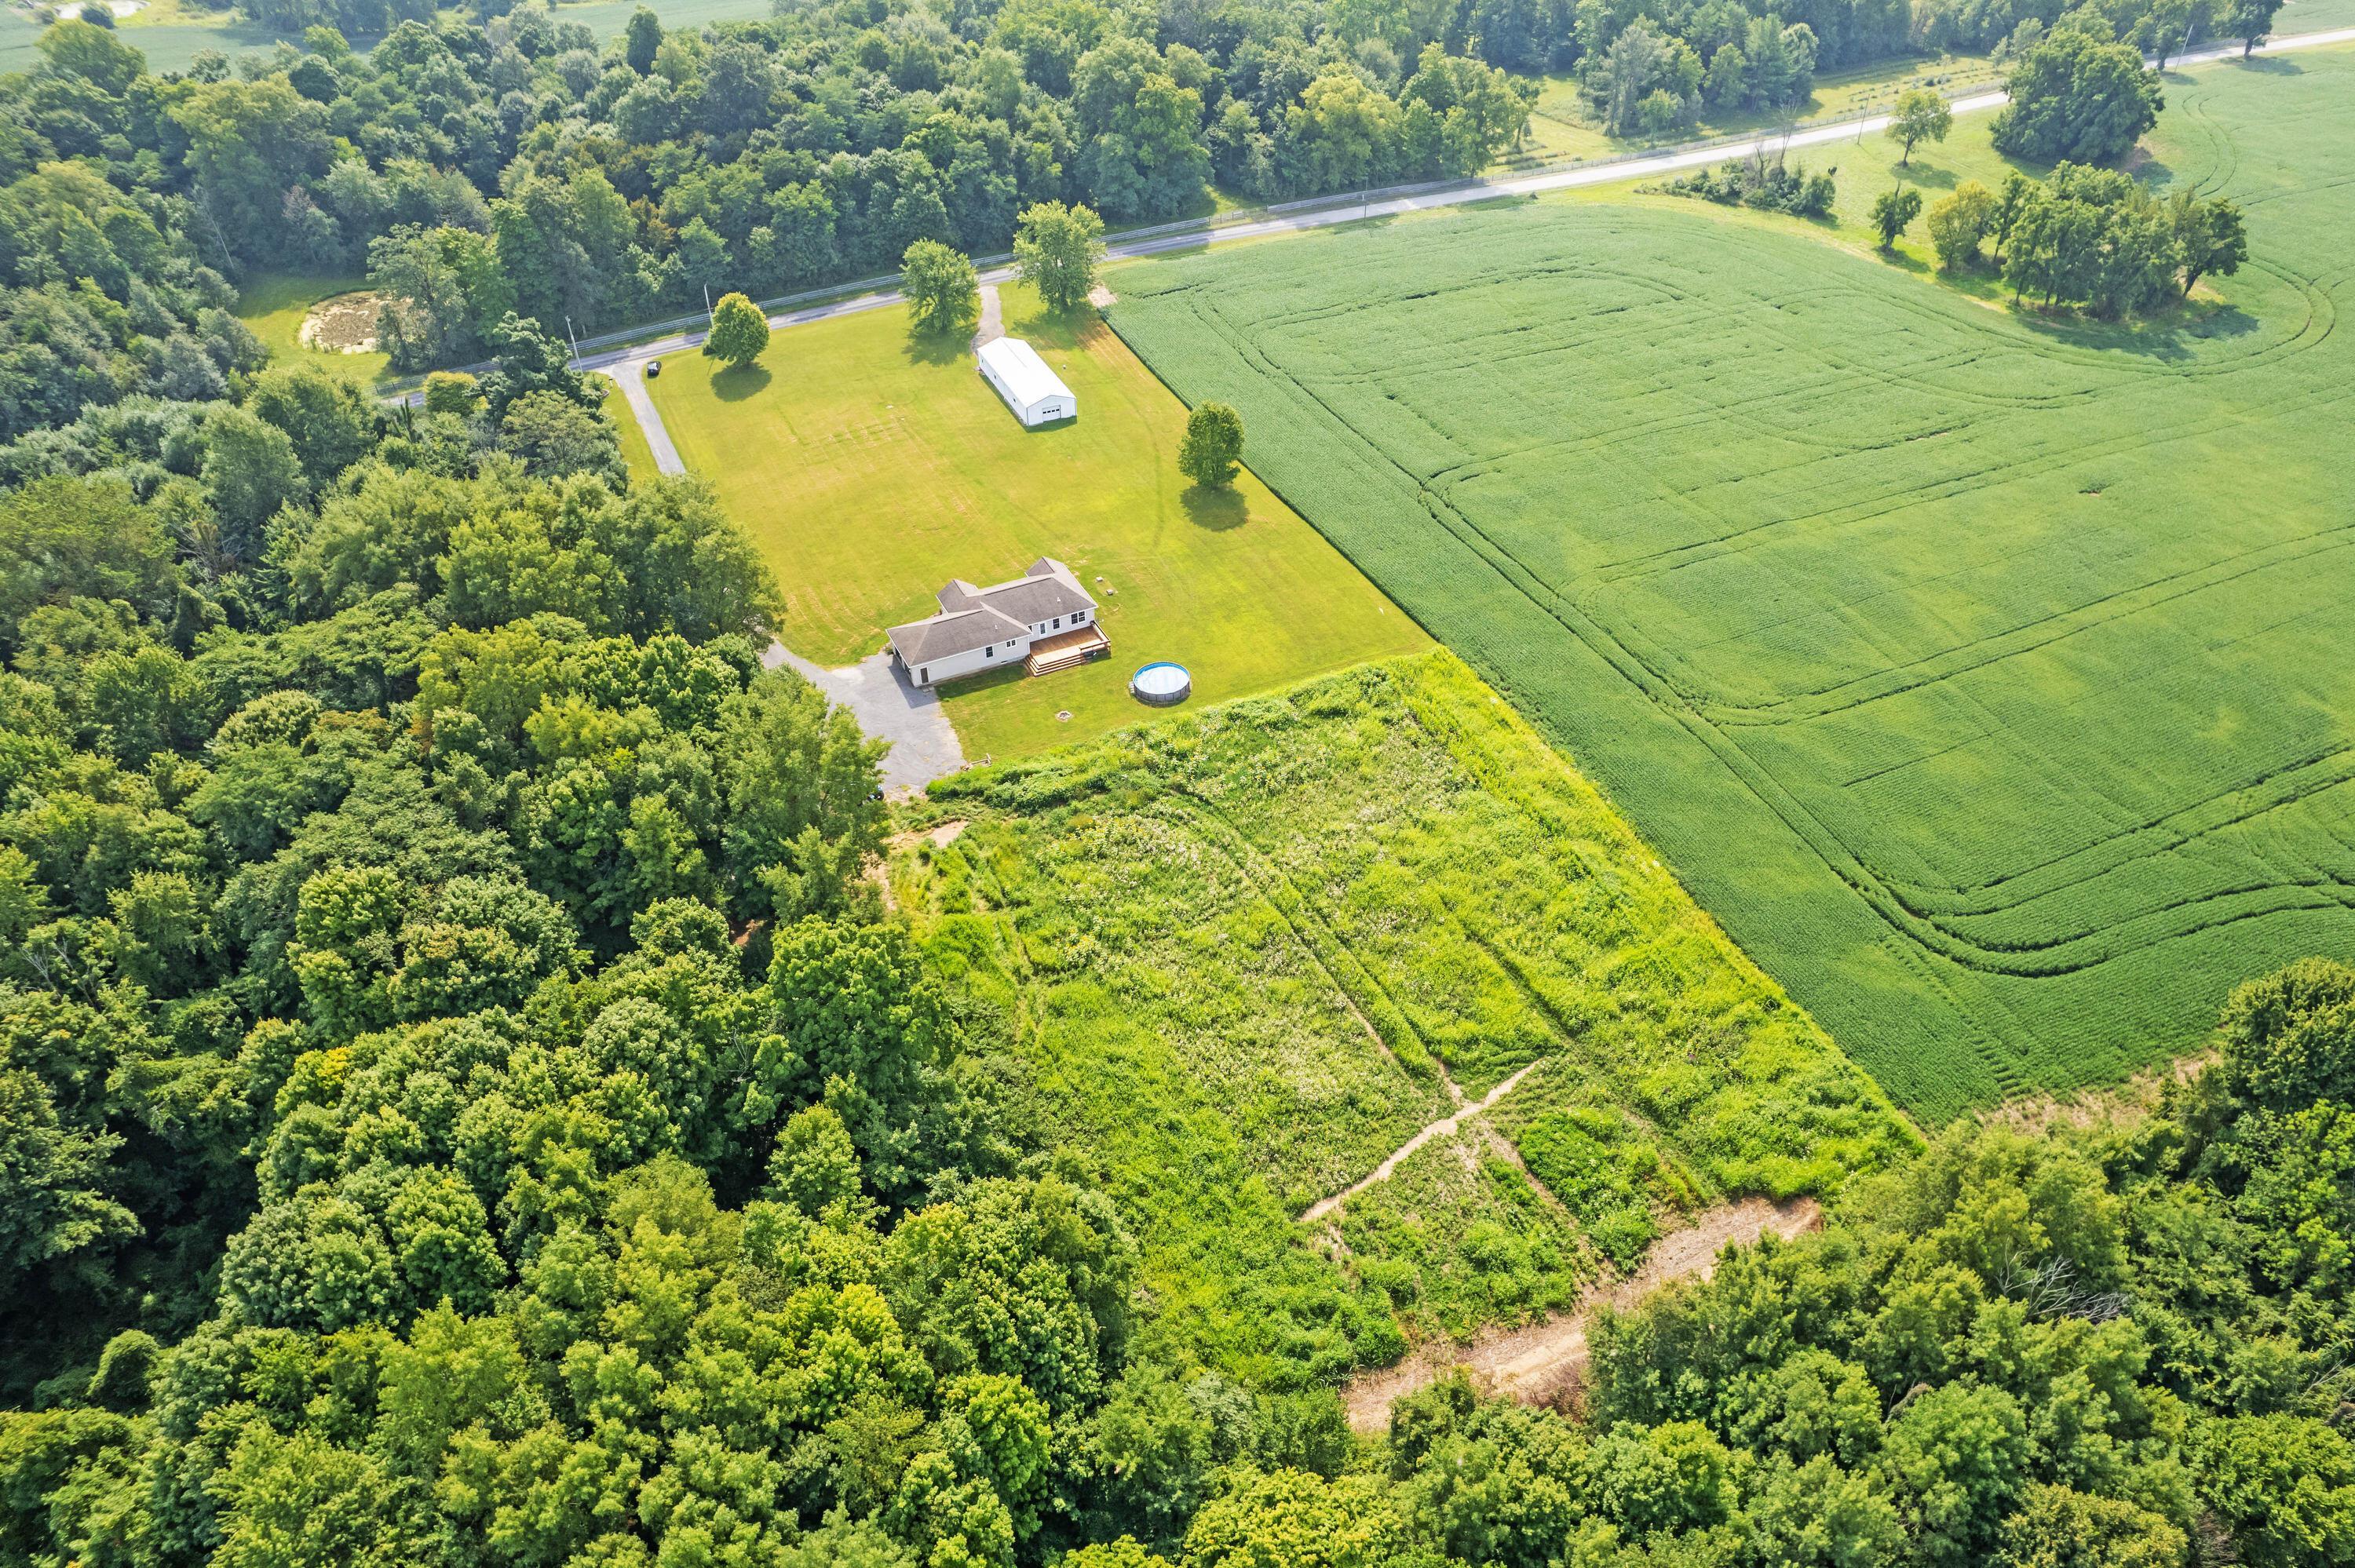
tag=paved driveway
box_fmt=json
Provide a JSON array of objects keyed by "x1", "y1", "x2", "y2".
[
  {"x1": 764, "y1": 642, "x2": 967, "y2": 793},
  {"x1": 600, "y1": 367, "x2": 685, "y2": 476}
]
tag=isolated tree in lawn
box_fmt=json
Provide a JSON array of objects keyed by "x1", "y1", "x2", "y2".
[
  {"x1": 703, "y1": 291, "x2": 770, "y2": 368},
  {"x1": 1992, "y1": 31, "x2": 2163, "y2": 165},
  {"x1": 1178, "y1": 403, "x2": 1245, "y2": 490},
  {"x1": 1013, "y1": 202, "x2": 1107, "y2": 315},
  {"x1": 2171, "y1": 191, "x2": 2247, "y2": 297},
  {"x1": 1886, "y1": 89, "x2": 1952, "y2": 166},
  {"x1": 2225, "y1": 0, "x2": 2282, "y2": 53},
  {"x1": 1870, "y1": 185, "x2": 1923, "y2": 250},
  {"x1": 1926, "y1": 181, "x2": 1996, "y2": 269},
  {"x1": 901, "y1": 241, "x2": 980, "y2": 337}
]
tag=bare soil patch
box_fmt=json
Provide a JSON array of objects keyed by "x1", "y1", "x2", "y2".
[
  {"x1": 888, "y1": 819, "x2": 969, "y2": 852},
  {"x1": 971, "y1": 285, "x2": 1003, "y2": 349},
  {"x1": 1298, "y1": 1061, "x2": 1535, "y2": 1224},
  {"x1": 300, "y1": 291, "x2": 386, "y2": 354},
  {"x1": 1342, "y1": 1194, "x2": 1823, "y2": 1431}
]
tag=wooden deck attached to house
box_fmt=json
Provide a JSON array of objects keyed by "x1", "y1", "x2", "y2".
[{"x1": 1025, "y1": 624, "x2": 1111, "y2": 676}]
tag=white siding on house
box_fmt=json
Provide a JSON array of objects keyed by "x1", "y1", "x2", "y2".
[{"x1": 887, "y1": 556, "x2": 1097, "y2": 687}]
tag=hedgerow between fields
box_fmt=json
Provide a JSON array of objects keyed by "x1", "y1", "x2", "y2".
[
  {"x1": 896, "y1": 652, "x2": 1913, "y2": 1384},
  {"x1": 1104, "y1": 50, "x2": 2355, "y2": 1120}
]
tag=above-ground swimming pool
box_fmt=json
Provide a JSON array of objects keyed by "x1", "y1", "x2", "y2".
[{"x1": 1130, "y1": 662, "x2": 1192, "y2": 706}]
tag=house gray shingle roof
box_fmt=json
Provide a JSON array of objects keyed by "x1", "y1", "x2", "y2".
[
  {"x1": 886, "y1": 605, "x2": 1028, "y2": 665},
  {"x1": 888, "y1": 557, "x2": 1098, "y2": 669}
]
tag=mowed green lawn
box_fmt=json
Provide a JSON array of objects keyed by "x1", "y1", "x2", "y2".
[
  {"x1": 233, "y1": 272, "x2": 392, "y2": 389},
  {"x1": 647, "y1": 284, "x2": 1429, "y2": 760},
  {"x1": 1508, "y1": 50, "x2": 2004, "y2": 172},
  {"x1": 599, "y1": 381, "x2": 659, "y2": 483},
  {"x1": 1107, "y1": 48, "x2": 2355, "y2": 1121}
]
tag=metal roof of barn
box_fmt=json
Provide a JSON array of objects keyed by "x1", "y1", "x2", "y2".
[{"x1": 977, "y1": 337, "x2": 1073, "y2": 409}]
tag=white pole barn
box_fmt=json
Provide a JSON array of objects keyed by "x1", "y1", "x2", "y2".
[{"x1": 977, "y1": 337, "x2": 1076, "y2": 426}]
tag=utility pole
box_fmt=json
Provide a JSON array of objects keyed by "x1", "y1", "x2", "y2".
[
  {"x1": 564, "y1": 315, "x2": 581, "y2": 364},
  {"x1": 703, "y1": 284, "x2": 713, "y2": 321}
]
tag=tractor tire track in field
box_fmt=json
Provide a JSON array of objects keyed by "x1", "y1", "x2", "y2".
[
  {"x1": 1170, "y1": 246, "x2": 2355, "y2": 984},
  {"x1": 1168, "y1": 286, "x2": 2032, "y2": 1089},
  {"x1": 1342, "y1": 1195, "x2": 1824, "y2": 1431}
]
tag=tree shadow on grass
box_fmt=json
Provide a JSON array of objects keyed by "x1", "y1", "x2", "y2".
[
  {"x1": 712, "y1": 363, "x2": 772, "y2": 401},
  {"x1": 902, "y1": 328, "x2": 970, "y2": 367},
  {"x1": 2003, "y1": 297, "x2": 2244, "y2": 362},
  {"x1": 1897, "y1": 162, "x2": 1959, "y2": 191},
  {"x1": 2235, "y1": 55, "x2": 2303, "y2": 75},
  {"x1": 2187, "y1": 303, "x2": 2261, "y2": 339},
  {"x1": 1010, "y1": 302, "x2": 1099, "y2": 352},
  {"x1": 1181, "y1": 483, "x2": 1247, "y2": 531}
]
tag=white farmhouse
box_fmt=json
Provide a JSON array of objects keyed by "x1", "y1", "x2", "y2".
[
  {"x1": 886, "y1": 557, "x2": 1108, "y2": 688},
  {"x1": 977, "y1": 337, "x2": 1075, "y2": 426}
]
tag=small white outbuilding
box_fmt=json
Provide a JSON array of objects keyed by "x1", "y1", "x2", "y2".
[{"x1": 977, "y1": 337, "x2": 1075, "y2": 427}]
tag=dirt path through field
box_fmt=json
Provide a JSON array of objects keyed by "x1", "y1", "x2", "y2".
[
  {"x1": 1342, "y1": 1194, "x2": 1821, "y2": 1431},
  {"x1": 1298, "y1": 1061, "x2": 1539, "y2": 1224}
]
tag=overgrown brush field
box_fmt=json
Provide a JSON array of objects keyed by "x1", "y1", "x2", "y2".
[
  {"x1": 1105, "y1": 51, "x2": 2355, "y2": 1121},
  {"x1": 896, "y1": 652, "x2": 1911, "y2": 1382}
]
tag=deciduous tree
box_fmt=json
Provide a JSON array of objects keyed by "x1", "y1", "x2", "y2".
[
  {"x1": 1870, "y1": 185, "x2": 1923, "y2": 250},
  {"x1": 703, "y1": 290, "x2": 772, "y2": 368},
  {"x1": 1926, "y1": 181, "x2": 1996, "y2": 269},
  {"x1": 1992, "y1": 31, "x2": 2163, "y2": 166},
  {"x1": 2171, "y1": 191, "x2": 2247, "y2": 297},
  {"x1": 2225, "y1": 0, "x2": 2283, "y2": 52},
  {"x1": 422, "y1": 371, "x2": 479, "y2": 415},
  {"x1": 1178, "y1": 402, "x2": 1245, "y2": 489},
  {"x1": 1013, "y1": 202, "x2": 1107, "y2": 315},
  {"x1": 900, "y1": 241, "x2": 980, "y2": 337},
  {"x1": 1886, "y1": 88, "x2": 1952, "y2": 166}
]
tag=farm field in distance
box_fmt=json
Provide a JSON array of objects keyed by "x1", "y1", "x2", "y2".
[
  {"x1": 898, "y1": 651, "x2": 1913, "y2": 1382},
  {"x1": 647, "y1": 283, "x2": 1429, "y2": 761},
  {"x1": 0, "y1": 0, "x2": 774, "y2": 75},
  {"x1": 1106, "y1": 48, "x2": 2355, "y2": 1121}
]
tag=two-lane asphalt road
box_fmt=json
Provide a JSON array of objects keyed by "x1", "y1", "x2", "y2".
[{"x1": 592, "y1": 24, "x2": 2355, "y2": 475}]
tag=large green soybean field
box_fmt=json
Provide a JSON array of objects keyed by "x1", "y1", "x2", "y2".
[
  {"x1": 1107, "y1": 51, "x2": 2355, "y2": 1120},
  {"x1": 894, "y1": 653, "x2": 1911, "y2": 1383}
]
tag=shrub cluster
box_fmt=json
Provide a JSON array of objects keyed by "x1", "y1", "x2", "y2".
[{"x1": 1656, "y1": 151, "x2": 1836, "y2": 217}]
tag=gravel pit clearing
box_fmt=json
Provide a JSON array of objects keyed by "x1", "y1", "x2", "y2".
[{"x1": 299, "y1": 291, "x2": 385, "y2": 354}]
